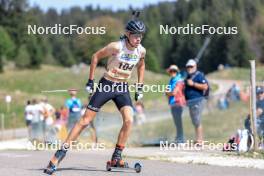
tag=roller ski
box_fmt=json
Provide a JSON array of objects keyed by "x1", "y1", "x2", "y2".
[
  {"x1": 106, "y1": 144, "x2": 142, "y2": 173},
  {"x1": 106, "y1": 160, "x2": 142, "y2": 173}
]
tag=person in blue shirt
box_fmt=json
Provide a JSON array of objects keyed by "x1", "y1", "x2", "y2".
[
  {"x1": 244, "y1": 86, "x2": 264, "y2": 148},
  {"x1": 65, "y1": 90, "x2": 82, "y2": 132},
  {"x1": 256, "y1": 86, "x2": 264, "y2": 144},
  {"x1": 184, "y1": 59, "x2": 209, "y2": 145},
  {"x1": 165, "y1": 65, "x2": 186, "y2": 143}
]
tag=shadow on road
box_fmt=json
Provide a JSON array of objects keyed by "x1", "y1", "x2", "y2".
[{"x1": 32, "y1": 167, "x2": 135, "y2": 174}]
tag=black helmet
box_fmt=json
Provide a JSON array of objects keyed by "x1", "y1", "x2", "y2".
[{"x1": 125, "y1": 20, "x2": 146, "y2": 34}]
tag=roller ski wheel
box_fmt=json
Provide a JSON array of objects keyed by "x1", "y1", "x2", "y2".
[
  {"x1": 106, "y1": 160, "x2": 142, "y2": 173},
  {"x1": 134, "y1": 162, "x2": 142, "y2": 173}
]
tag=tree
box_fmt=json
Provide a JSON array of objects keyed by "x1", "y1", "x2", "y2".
[
  {"x1": 26, "y1": 35, "x2": 43, "y2": 68},
  {"x1": 15, "y1": 44, "x2": 30, "y2": 68},
  {"x1": 51, "y1": 36, "x2": 75, "y2": 67},
  {"x1": 74, "y1": 16, "x2": 123, "y2": 65},
  {"x1": 1, "y1": 0, "x2": 264, "y2": 72},
  {"x1": 145, "y1": 50, "x2": 160, "y2": 72},
  {"x1": 0, "y1": 26, "x2": 15, "y2": 72}
]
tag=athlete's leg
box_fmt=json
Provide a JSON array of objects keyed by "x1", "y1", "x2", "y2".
[
  {"x1": 44, "y1": 109, "x2": 97, "y2": 175},
  {"x1": 116, "y1": 106, "x2": 133, "y2": 146},
  {"x1": 111, "y1": 106, "x2": 133, "y2": 166},
  {"x1": 110, "y1": 81, "x2": 134, "y2": 166},
  {"x1": 49, "y1": 109, "x2": 97, "y2": 165},
  {"x1": 45, "y1": 78, "x2": 113, "y2": 174},
  {"x1": 89, "y1": 121, "x2": 98, "y2": 143},
  {"x1": 44, "y1": 109, "x2": 96, "y2": 174}
]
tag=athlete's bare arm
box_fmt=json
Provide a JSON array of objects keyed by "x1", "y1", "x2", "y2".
[
  {"x1": 137, "y1": 47, "x2": 146, "y2": 84},
  {"x1": 89, "y1": 42, "x2": 120, "y2": 80}
]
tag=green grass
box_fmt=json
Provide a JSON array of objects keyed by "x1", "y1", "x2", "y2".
[
  {"x1": 128, "y1": 101, "x2": 250, "y2": 144},
  {"x1": 0, "y1": 65, "x2": 247, "y2": 131},
  {"x1": 238, "y1": 151, "x2": 264, "y2": 159},
  {"x1": 0, "y1": 65, "x2": 170, "y2": 96},
  {"x1": 0, "y1": 65, "x2": 170, "y2": 128},
  {"x1": 208, "y1": 67, "x2": 264, "y2": 81}
]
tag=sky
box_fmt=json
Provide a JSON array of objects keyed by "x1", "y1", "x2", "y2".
[{"x1": 28, "y1": 0, "x2": 176, "y2": 12}]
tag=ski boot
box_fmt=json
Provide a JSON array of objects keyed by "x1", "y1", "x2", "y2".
[
  {"x1": 43, "y1": 146, "x2": 68, "y2": 175},
  {"x1": 43, "y1": 161, "x2": 56, "y2": 175}
]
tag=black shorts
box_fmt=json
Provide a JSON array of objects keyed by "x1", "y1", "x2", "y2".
[
  {"x1": 87, "y1": 77, "x2": 133, "y2": 112},
  {"x1": 25, "y1": 120, "x2": 32, "y2": 126}
]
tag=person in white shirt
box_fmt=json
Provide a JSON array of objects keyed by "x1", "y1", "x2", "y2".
[
  {"x1": 24, "y1": 100, "x2": 34, "y2": 139},
  {"x1": 31, "y1": 99, "x2": 44, "y2": 141},
  {"x1": 40, "y1": 98, "x2": 56, "y2": 143}
]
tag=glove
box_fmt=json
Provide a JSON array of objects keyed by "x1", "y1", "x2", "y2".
[
  {"x1": 135, "y1": 83, "x2": 143, "y2": 101},
  {"x1": 85, "y1": 79, "x2": 94, "y2": 94}
]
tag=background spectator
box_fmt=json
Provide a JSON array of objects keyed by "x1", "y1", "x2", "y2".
[
  {"x1": 256, "y1": 86, "x2": 264, "y2": 145},
  {"x1": 31, "y1": 99, "x2": 44, "y2": 141},
  {"x1": 134, "y1": 102, "x2": 146, "y2": 125},
  {"x1": 165, "y1": 65, "x2": 186, "y2": 143},
  {"x1": 40, "y1": 98, "x2": 56, "y2": 143},
  {"x1": 65, "y1": 90, "x2": 82, "y2": 132},
  {"x1": 24, "y1": 100, "x2": 33, "y2": 139},
  {"x1": 184, "y1": 59, "x2": 209, "y2": 145}
]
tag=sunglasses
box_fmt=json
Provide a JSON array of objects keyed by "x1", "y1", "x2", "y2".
[
  {"x1": 169, "y1": 70, "x2": 177, "y2": 73},
  {"x1": 130, "y1": 33, "x2": 143, "y2": 39}
]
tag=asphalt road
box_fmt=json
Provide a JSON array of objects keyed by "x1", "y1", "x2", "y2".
[{"x1": 0, "y1": 150, "x2": 263, "y2": 176}]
